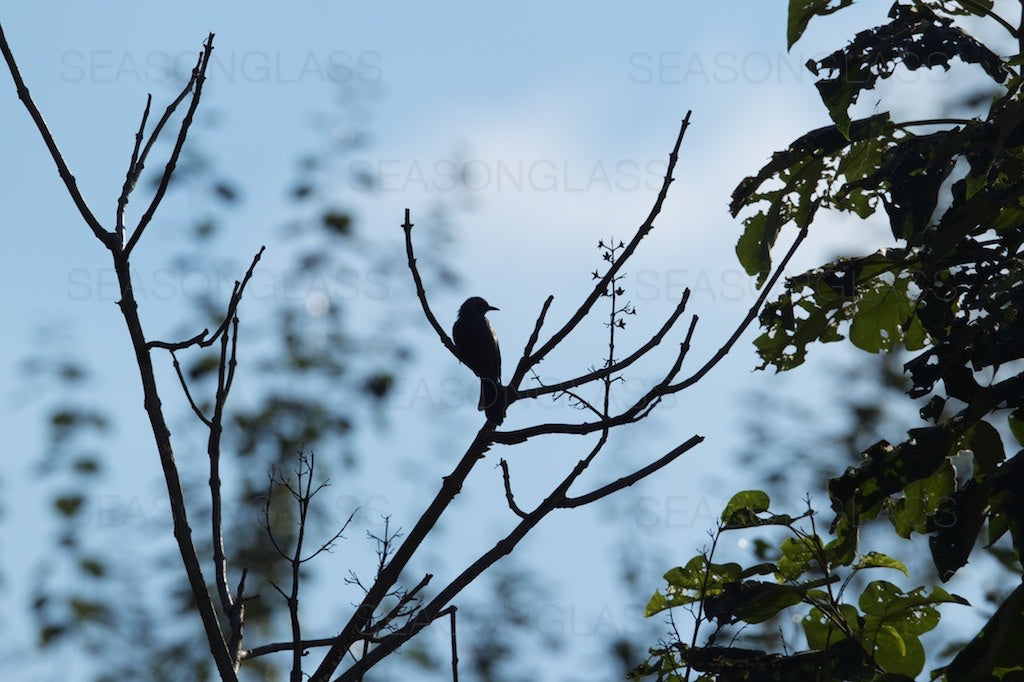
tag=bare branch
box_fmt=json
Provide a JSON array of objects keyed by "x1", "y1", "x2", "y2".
[
  {"x1": 336, "y1": 432, "x2": 659, "y2": 681},
  {"x1": 560, "y1": 435, "x2": 703, "y2": 508},
  {"x1": 209, "y1": 317, "x2": 237, "y2": 622},
  {"x1": 244, "y1": 636, "x2": 346, "y2": 660},
  {"x1": 528, "y1": 369, "x2": 604, "y2": 418},
  {"x1": 5, "y1": 27, "x2": 239, "y2": 677},
  {"x1": 499, "y1": 228, "x2": 804, "y2": 445},
  {"x1": 521, "y1": 295, "x2": 554, "y2": 360},
  {"x1": 515, "y1": 288, "x2": 690, "y2": 402},
  {"x1": 170, "y1": 350, "x2": 212, "y2": 426},
  {"x1": 147, "y1": 327, "x2": 212, "y2": 352},
  {"x1": 228, "y1": 568, "x2": 249, "y2": 665},
  {"x1": 116, "y1": 94, "x2": 151, "y2": 245},
  {"x1": 508, "y1": 112, "x2": 692, "y2": 392},
  {"x1": 309, "y1": 427, "x2": 496, "y2": 681},
  {"x1": 402, "y1": 208, "x2": 459, "y2": 358},
  {"x1": 0, "y1": 23, "x2": 113, "y2": 247},
  {"x1": 132, "y1": 65, "x2": 202, "y2": 192},
  {"x1": 498, "y1": 460, "x2": 528, "y2": 519},
  {"x1": 126, "y1": 33, "x2": 215, "y2": 255},
  {"x1": 367, "y1": 573, "x2": 433, "y2": 636},
  {"x1": 146, "y1": 246, "x2": 265, "y2": 351},
  {"x1": 494, "y1": 315, "x2": 698, "y2": 446},
  {"x1": 436, "y1": 606, "x2": 459, "y2": 682},
  {"x1": 668, "y1": 227, "x2": 808, "y2": 392}
]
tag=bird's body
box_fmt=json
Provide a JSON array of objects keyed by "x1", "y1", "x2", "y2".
[{"x1": 453, "y1": 296, "x2": 505, "y2": 424}]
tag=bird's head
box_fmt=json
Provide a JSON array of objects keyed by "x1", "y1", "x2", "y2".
[{"x1": 459, "y1": 296, "x2": 499, "y2": 317}]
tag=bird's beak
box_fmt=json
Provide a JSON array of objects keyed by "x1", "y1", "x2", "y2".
[{"x1": 488, "y1": 305, "x2": 500, "y2": 312}]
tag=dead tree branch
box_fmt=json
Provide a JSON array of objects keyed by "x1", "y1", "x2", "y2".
[{"x1": 1, "y1": 28, "x2": 239, "y2": 680}]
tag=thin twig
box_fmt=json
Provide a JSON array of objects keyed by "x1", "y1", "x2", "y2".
[
  {"x1": 669, "y1": 227, "x2": 808, "y2": 392},
  {"x1": 521, "y1": 295, "x2": 554, "y2": 360},
  {"x1": 508, "y1": 112, "x2": 692, "y2": 393},
  {"x1": 402, "y1": 208, "x2": 459, "y2": 357},
  {"x1": 560, "y1": 435, "x2": 703, "y2": 508},
  {"x1": 126, "y1": 33, "x2": 215, "y2": 255},
  {"x1": 228, "y1": 568, "x2": 249, "y2": 665},
  {"x1": 498, "y1": 460, "x2": 528, "y2": 519},
  {"x1": 367, "y1": 573, "x2": 432, "y2": 636},
  {"x1": 493, "y1": 315, "x2": 699, "y2": 446},
  {"x1": 170, "y1": 350, "x2": 212, "y2": 426},
  {"x1": 209, "y1": 309, "x2": 237, "y2": 622},
  {"x1": 244, "y1": 636, "x2": 345, "y2": 660},
  {"x1": 131, "y1": 65, "x2": 202, "y2": 195},
  {"x1": 528, "y1": 370, "x2": 604, "y2": 417},
  {"x1": 116, "y1": 94, "x2": 152, "y2": 246},
  {"x1": 146, "y1": 246, "x2": 265, "y2": 351},
  {"x1": 516, "y1": 289, "x2": 690, "y2": 401},
  {"x1": 954, "y1": 0, "x2": 1018, "y2": 37},
  {"x1": 685, "y1": 524, "x2": 723, "y2": 682},
  {"x1": 309, "y1": 426, "x2": 496, "y2": 681},
  {"x1": 434, "y1": 606, "x2": 459, "y2": 682}
]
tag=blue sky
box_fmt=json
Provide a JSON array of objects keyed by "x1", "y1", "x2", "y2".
[{"x1": 2, "y1": 1, "x2": 1011, "y2": 679}]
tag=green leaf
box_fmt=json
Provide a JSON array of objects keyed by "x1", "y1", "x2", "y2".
[
  {"x1": 1009, "y1": 411, "x2": 1024, "y2": 447},
  {"x1": 928, "y1": 478, "x2": 991, "y2": 581},
  {"x1": 736, "y1": 211, "x2": 769, "y2": 279},
  {"x1": 721, "y1": 490, "x2": 770, "y2": 524},
  {"x1": 849, "y1": 277, "x2": 916, "y2": 353},
  {"x1": 873, "y1": 623, "x2": 924, "y2": 677},
  {"x1": 959, "y1": 420, "x2": 1006, "y2": 481},
  {"x1": 860, "y1": 581, "x2": 968, "y2": 633},
  {"x1": 943, "y1": 582, "x2": 1024, "y2": 679},
  {"x1": 830, "y1": 428, "x2": 957, "y2": 533},
  {"x1": 777, "y1": 536, "x2": 820, "y2": 581},
  {"x1": 857, "y1": 582, "x2": 967, "y2": 676},
  {"x1": 646, "y1": 557, "x2": 743, "y2": 616},
  {"x1": 704, "y1": 580, "x2": 804, "y2": 625},
  {"x1": 887, "y1": 458, "x2": 956, "y2": 539},
  {"x1": 803, "y1": 603, "x2": 858, "y2": 650},
  {"x1": 39, "y1": 624, "x2": 68, "y2": 647},
  {"x1": 787, "y1": 0, "x2": 854, "y2": 49},
  {"x1": 853, "y1": 552, "x2": 908, "y2": 576},
  {"x1": 987, "y1": 510, "x2": 1010, "y2": 547},
  {"x1": 70, "y1": 599, "x2": 111, "y2": 624},
  {"x1": 807, "y1": 4, "x2": 1007, "y2": 137},
  {"x1": 965, "y1": 174, "x2": 987, "y2": 200},
  {"x1": 79, "y1": 558, "x2": 106, "y2": 577},
  {"x1": 322, "y1": 210, "x2": 352, "y2": 236}
]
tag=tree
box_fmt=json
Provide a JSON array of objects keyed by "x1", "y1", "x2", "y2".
[
  {"x1": 16, "y1": 35, "x2": 468, "y2": 682},
  {"x1": 1, "y1": 24, "x2": 805, "y2": 681},
  {"x1": 636, "y1": 2, "x2": 1024, "y2": 679}
]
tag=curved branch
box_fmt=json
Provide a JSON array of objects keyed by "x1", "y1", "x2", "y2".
[
  {"x1": 126, "y1": 33, "x2": 215, "y2": 255},
  {"x1": 956, "y1": 0, "x2": 1018, "y2": 38},
  {"x1": 668, "y1": 227, "x2": 807, "y2": 392},
  {"x1": 508, "y1": 112, "x2": 693, "y2": 392},
  {"x1": 560, "y1": 435, "x2": 703, "y2": 507},
  {"x1": 514, "y1": 288, "x2": 691, "y2": 402},
  {"x1": 495, "y1": 314, "x2": 698, "y2": 446},
  {"x1": 498, "y1": 459, "x2": 528, "y2": 519},
  {"x1": 402, "y1": 208, "x2": 459, "y2": 357}
]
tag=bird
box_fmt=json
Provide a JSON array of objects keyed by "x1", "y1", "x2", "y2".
[{"x1": 452, "y1": 296, "x2": 505, "y2": 424}]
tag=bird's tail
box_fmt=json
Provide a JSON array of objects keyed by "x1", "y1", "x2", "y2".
[{"x1": 479, "y1": 378, "x2": 506, "y2": 425}]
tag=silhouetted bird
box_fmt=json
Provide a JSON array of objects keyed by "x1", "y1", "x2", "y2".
[{"x1": 453, "y1": 296, "x2": 505, "y2": 424}]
